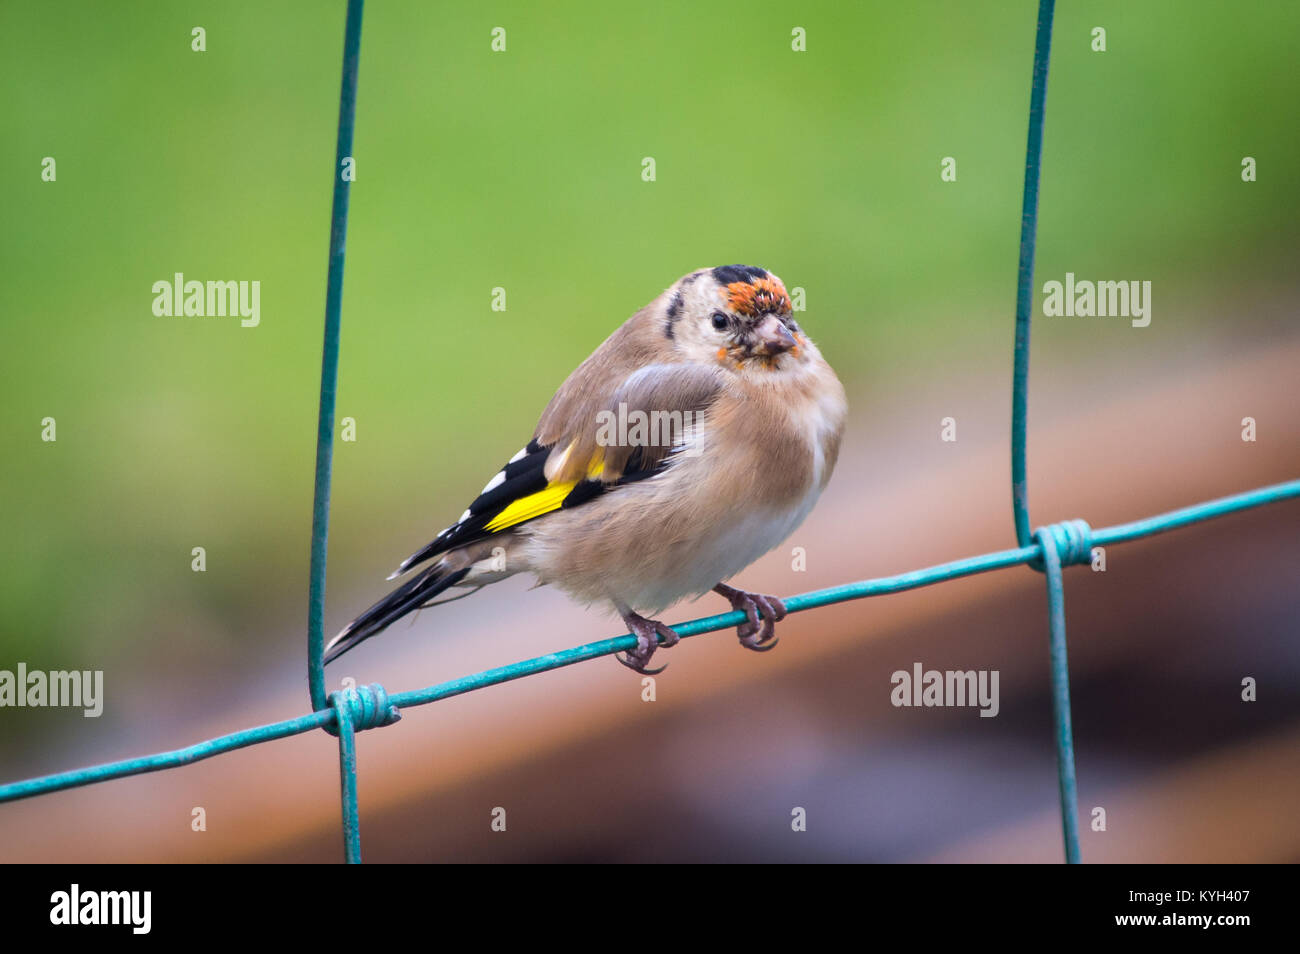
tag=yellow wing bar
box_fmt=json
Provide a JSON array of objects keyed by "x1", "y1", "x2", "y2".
[{"x1": 483, "y1": 450, "x2": 604, "y2": 533}]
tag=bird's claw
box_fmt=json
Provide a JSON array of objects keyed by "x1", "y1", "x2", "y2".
[
  {"x1": 740, "y1": 632, "x2": 780, "y2": 652},
  {"x1": 715, "y1": 584, "x2": 787, "y2": 653},
  {"x1": 616, "y1": 651, "x2": 667, "y2": 675},
  {"x1": 616, "y1": 613, "x2": 679, "y2": 674}
]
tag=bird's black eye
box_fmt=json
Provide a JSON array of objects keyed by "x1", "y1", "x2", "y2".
[{"x1": 710, "y1": 311, "x2": 729, "y2": 330}]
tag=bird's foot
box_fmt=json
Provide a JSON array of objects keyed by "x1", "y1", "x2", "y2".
[
  {"x1": 714, "y1": 583, "x2": 787, "y2": 652},
  {"x1": 616, "y1": 610, "x2": 680, "y2": 674}
]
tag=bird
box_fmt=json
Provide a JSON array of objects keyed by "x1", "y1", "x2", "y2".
[{"x1": 325, "y1": 265, "x2": 847, "y2": 674}]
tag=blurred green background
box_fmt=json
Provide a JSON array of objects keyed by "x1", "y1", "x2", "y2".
[{"x1": 1, "y1": 0, "x2": 1297, "y2": 771}]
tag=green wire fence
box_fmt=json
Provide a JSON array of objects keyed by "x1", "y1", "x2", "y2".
[{"x1": 1, "y1": 0, "x2": 1296, "y2": 864}]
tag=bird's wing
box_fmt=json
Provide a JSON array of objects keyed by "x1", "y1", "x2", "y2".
[{"x1": 390, "y1": 362, "x2": 724, "y2": 577}]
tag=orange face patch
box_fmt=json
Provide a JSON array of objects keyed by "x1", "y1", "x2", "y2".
[{"x1": 723, "y1": 276, "x2": 792, "y2": 317}]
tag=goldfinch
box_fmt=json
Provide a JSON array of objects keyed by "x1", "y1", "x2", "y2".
[{"x1": 327, "y1": 265, "x2": 847, "y2": 673}]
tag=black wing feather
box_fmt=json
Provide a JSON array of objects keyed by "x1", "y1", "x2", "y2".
[
  {"x1": 324, "y1": 564, "x2": 471, "y2": 663},
  {"x1": 391, "y1": 439, "x2": 548, "y2": 576}
]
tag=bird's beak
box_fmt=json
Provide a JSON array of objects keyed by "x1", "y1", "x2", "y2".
[{"x1": 753, "y1": 315, "x2": 797, "y2": 356}]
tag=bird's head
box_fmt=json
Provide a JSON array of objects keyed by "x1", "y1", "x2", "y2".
[{"x1": 663, "y1": 265, "x2": 807, "y2": 372}]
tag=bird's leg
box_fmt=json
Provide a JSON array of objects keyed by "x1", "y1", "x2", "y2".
[
  {"x1": 713, "y1": 583, "x2": 787, "y2": 652},
  {"x1": 615, "y1": 605, "x2": 680, "y2": 675}
]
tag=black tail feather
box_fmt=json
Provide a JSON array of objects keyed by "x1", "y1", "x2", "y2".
[{"x1": 324, "y1": 565, "x2": 472, "y2": 664}]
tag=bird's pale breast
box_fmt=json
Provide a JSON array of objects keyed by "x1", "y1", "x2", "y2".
[{"x1": 519, "y1": 352, "x2": 846, "y2": 614}]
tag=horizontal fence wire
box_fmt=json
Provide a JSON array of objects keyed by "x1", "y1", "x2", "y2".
[
  {"x1": 1, "y1": 0, "x2": 1295, "y2": 865},
  {"x1": 2, "y1": 477, "x2": 1296, "y2": 804}
]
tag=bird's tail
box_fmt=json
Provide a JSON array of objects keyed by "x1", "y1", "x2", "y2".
[{"x1": 324, "y1": 563, "x2": 472, "y2": 664}]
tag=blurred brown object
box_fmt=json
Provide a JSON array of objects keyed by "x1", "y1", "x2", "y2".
[{"x1": 2, "y1": 331, "x2": 1297, "y2": 863}]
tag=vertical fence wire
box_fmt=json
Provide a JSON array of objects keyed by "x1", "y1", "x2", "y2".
[
  {"x1": 1035, "y1": 527, "x2": 1082, "y2": 863},
  {"x1": 1011, "y1": 0, "x2": 1056, "y2": 549},
  {"x1": 1011, "y1": 0, "x2": 1080, "y2": 863},
  {"x1": 308, "y1": 0, "x2": 365, "y2": 715},
  {"x1": 328, "y1": 684, "x2": 400, "y2": 863},
  {"x1": 334, "y1": 699, "x2": 362, "y2": 863}
]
